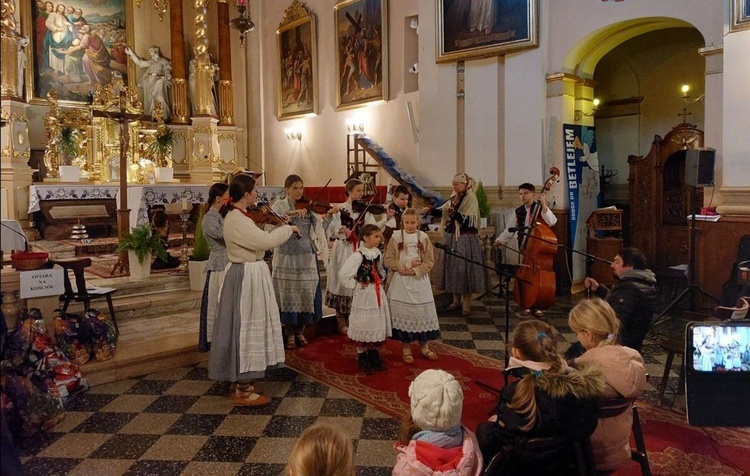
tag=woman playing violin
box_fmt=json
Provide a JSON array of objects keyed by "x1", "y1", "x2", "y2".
[
  {"x1": 270, "y1": 174, "x2": 327, "y2": 350},
  {"x1": 323, "y1": 178, "x2": 390, "y2": 334},
  {"x1": 423, "y1": 172, "x2": 489, "y2": 316},
  {"x1": 209, "y1": 173, "x2": 300, "y2": 407},
  {"x1": 494, "y1": 182, "x2": 557, "y2": 317}
]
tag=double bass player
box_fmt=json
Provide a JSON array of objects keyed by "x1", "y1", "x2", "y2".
[{"x1": 495, "y1": 182, "x2": 557, "y2": 317}]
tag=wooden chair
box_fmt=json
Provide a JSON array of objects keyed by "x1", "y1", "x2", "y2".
[
  {"x1": 49, "y1": 257, "x2": 118, "y2": 332},
  {"x1": 596, "y1": 398, "x2": 651, "y2": 476},
  {"x1": 657, "y1": 336, "x2": 685, "y2": 405}
]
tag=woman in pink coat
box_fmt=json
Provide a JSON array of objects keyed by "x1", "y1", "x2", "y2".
[
  {"x1": 393, "y1": 369, "x2": 483, "y2": 475},
  {"x1": 568, "y1": 299, "x2": 647, "y2": 471}
]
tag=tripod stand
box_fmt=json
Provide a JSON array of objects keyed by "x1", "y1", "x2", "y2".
[
  {"x1": 652, "y1": 186, "x2": 718, "y2": 326},
  {"x1": 437, "y1": 245, "x2": 528, "y2": 388}
]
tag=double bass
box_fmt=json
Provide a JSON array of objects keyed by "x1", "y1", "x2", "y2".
[{"x1": 513, "y1": 167, "x2": 560, "y2": 310}]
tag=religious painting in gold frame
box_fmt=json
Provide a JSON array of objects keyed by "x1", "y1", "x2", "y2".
[
  {"x1": 334, "y1": 0, "x2": 388, "y2": 111},
  {"x1": 730, "y1": 0, "x2": 750, "y2": 32},
  {"x1": 276, "y1": 1, "x2": 318, "y2": 120},
  {"x1": 20, "y1": 0, "x2": 136, "y2": 105},
  {"x1": 436, "y1": 0, "x2": 538, "y2": 64}
]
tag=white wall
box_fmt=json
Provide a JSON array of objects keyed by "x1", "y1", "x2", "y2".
[{"x1": 722, "y1": 29, "x2": 750, "y2": 189}]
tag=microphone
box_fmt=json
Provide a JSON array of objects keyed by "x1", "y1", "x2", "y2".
[
  {"x1": 508, "y1": 226, "x2": 532, "y2": 233},
  {"x1": 434, "y1": 242, "x2": 457, "y2": 253}
]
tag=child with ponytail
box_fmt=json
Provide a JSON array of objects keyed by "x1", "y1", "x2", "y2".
[
  {"x1": 476, "y1": 320, "x2": 606, "y2": 470},
  {"x1": 338, "y1": 224, "x2": 392, "y2": 375},
  {"x1": 568, "y1": 299, "x2": 647, "y2": 471}
]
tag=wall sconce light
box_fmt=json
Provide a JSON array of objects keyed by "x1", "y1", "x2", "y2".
[
  {"x1": 681, "y1": 84, "x2": 705, "y2": 104},
  {"x1": 574, "y1": 98, "x2": 599, "y2": 120},
  {"x1": 284, "y1": 128, "x2": 302, "y2": 141},
  {"x1": 230, "y1": 0, "x2": 255, "y2": 48},
  {"x1": 346, "y1": 119, "x2": 365, "y2": 134}
]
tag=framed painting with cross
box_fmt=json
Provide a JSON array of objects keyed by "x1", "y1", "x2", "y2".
[{"x1": 334, "y1": 0, "x2": 388, "y2": 110}]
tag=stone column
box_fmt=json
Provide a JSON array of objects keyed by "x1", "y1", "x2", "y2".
[
  {"x1": 169, "y1": 0, "x2": 189, "y2": 124},
  {"x1": 216, "y1": 1, "x2": 234, "y2": 125}
]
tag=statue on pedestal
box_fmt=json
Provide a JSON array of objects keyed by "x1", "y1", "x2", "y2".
[
  {"x1": 125, "y1": 46, "x2": 172, "y2": 121},
  {"x1": 188, "y1": 57, "x2": 219, "y2": 116}
]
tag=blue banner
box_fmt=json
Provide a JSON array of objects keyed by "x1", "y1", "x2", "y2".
[{"x1": 563, "y1": 124, "x2": 601, "y2": 286}]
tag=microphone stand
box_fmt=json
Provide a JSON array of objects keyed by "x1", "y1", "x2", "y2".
[{"x1": 438, "y1": 245, "x2": 530, "y2": 390}]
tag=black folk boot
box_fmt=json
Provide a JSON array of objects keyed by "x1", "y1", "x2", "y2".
[
  {"x1": 358, "y1": 352, "x2": 375, "y2": 375},
  {"x1": 367, "y1": 349, "x2": 387, "y2": 371}
]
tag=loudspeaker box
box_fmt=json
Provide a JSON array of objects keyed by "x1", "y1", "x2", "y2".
[{"x1": 685, "y1": 148, "x2": 716, "y2": 187}]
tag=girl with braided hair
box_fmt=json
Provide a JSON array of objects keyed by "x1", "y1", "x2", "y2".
[{"x1": 476, "y1": 320, "x2": 606, "y2": 470}]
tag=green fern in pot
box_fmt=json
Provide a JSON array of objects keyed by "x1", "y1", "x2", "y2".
[
  {"x1": 190, "y1": 209, "x2": 210, "y2": 261},
  {"x1": 117, "y1": 223, "x2": 168, "y2": 264},
  {"x1": 145, "y1": 125, "x2": 176, "y2": 167}
]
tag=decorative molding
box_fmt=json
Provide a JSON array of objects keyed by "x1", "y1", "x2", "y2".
[{"x1": 716, "y1": 187, "x2": 750, "y2": 216}]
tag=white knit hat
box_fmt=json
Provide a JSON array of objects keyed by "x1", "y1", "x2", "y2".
[{"x1": 409, "y1": 369, "x2": 463, "y2": 431}]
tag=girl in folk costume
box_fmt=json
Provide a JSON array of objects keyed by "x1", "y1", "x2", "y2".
[
  {"x1": 425, "y1": 172, "x2": 489, "y2": 316},
  {"x1": 384, "y1": 208, "x2": 441, "y2": 364},
  {"x1": 271, "y1": 174, "x2": 327, "y2": 350},
  {"x1": 324, "y1": 179, "x2": 379, "y2": 334},
  {"x1": 209, "y1": 174, "x2": 300, "y2": 407},
  {"x1": 198, "y1": 182, "x2": 229, "y2": 352},
  {"x1": 568, "y1": 299, "x2": 647, "y2": 472},
  {"x1": 338, "y1": 224, "x2": 392, "y2": 375}
]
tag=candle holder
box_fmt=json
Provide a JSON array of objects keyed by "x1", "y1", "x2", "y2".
[{"x1": 179, "y1": 210, "x2": 190, "y2": 272}]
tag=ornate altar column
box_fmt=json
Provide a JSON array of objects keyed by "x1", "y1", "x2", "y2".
[
  {"x1": 189, "y1": 0, "x2": 221, "y2": 183},
  {"x1": 169, "y1": 0, "x2": 189, "y2": 124},
  {"x1": 216, "y1": 1, "x2": 234, "y2": 126},
  {"x1": 1, "y1": 102, "x2": 32, "y2": 221}
]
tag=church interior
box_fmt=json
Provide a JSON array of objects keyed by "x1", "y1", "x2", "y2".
[{"x1": 1, "y1": 0, "x2": 749, "y2": 474}]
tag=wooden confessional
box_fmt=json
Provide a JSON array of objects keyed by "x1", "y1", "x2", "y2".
[{"x1": 628, "y1": 123, "x2": 704, "y2": 272}]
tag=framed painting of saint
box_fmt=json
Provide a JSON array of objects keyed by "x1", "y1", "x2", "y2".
[
  {"x1": 21, "y1": 0, "x2": 134, "y2": 105},
  {"x1": 334, "y1": 0, "x2": 388, "y2": 110},
  {"x1": 730, "y1": 0, "x2": 750, "y2": 31},
  {"x1": 277, "y1": 1, "x2": 318, "y2": 120},
  {"x1": 436, "y1": 0, "x2": 538, "y2": 63}
]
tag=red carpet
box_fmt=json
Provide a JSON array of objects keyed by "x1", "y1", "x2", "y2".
[
  {"x1": 285, "y1": 335, "x2": 503, "y2": 430},
  {"x1": 613, "y1": 404, "x2": 750, "y2": 476},
  {"x1": 286, "y1": 335, "x2": 750, "y2": 475}
]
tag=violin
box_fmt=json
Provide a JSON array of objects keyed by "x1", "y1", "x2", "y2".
[
  {"x1": 295, "y1": 196, "x2": 333, "y2": 214},
  {"x1": 351, "y1": 199, "x2": 387, "y2": 215},
  {"x1": 245, "y1": 204, "x2": 288, "y2": 227}
]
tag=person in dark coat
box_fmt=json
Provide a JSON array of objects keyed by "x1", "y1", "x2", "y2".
[
  {"x1": 476, "y1": 320, "x2": 607, "y2": 473},
  {"x1": 584, "y1": 247, "x2": 657, "y2": 352}
]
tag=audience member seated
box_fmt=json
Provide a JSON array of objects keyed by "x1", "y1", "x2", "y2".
[
  {"x1": 150, "y1": 206, "x2": 179, "y2": 270},
  {"x1": 475, "y1": 320, "x2": 606, "y2": 471},
  {"x1": 568, "y1": 299, "x2": 647, "y2": 472},
  {"x1": 393, "y1": 369, "x2": 483, "y2": 475},
  {"x1": 284, "y1": 423, "x2": 355, "y2": 476},
  {"x1": 584, "y1": 247, "x2": 657, "y2": 352}
]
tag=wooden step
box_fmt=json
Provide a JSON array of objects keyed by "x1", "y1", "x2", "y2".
[
  {"x1": 65, "y1": 288, "x2": 202, "y2": 322},
  {"x1": 80, "y1": 310, "x2": 205, "y2": 386}
]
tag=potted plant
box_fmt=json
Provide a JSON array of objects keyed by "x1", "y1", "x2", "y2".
[
  {"x1": 146, "y1": 125, "x2": 176, "y2": 182},
  {"x1": 117, "y1": 223, "x2": 168, "y2": 280},
  {"x1": 475, "y1": 181, "x2": 491, "y2": 229},
  {"x1": 58, "y1": 125, "x2": 82, "y2": 182},
  {"x1": 188, "y1": 209, "x2": 210, "y2": 292}
]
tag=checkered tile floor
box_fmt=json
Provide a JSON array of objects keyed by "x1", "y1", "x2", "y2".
[{"x1": 14, "y1": 293, "x2": 686, "y2": 475}]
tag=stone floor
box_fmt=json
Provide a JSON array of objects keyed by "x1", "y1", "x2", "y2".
[{"x1": 12, "y1": 292, "x2": 690, "y2": 476}]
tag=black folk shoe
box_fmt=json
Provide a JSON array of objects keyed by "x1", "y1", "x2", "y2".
[
  {"x1": 358, "y1": 352, "x2": 376, "y2": 375},
  {"x1": 367, "y1": 349, "x2": 387, "y2": 371}
]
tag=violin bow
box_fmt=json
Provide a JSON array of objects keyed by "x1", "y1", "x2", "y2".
[
  {"x1": 309, "y1": 178, "x2": 332, "y2": 207},
  {"x1": 256, "y1": 195, "x2": 300, "y2": 238}
]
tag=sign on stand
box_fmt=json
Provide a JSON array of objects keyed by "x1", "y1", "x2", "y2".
[{"x1": 19, "y1": 269, "x2": 64, "y2": 299}]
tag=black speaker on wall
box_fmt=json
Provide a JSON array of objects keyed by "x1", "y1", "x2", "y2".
[{"x1": 685, "y1": 148, "x2": 716, "y2": 187}]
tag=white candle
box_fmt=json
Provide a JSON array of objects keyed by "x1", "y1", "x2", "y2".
[{"x1": 182, "y1": 197, "x2": 188, "y2": 210}]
